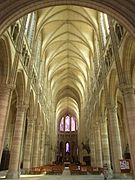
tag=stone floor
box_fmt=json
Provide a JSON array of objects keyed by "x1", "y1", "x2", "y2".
[
  {"x1": 18, "y1": 174, "x2": 133, "y2": 180},
  {"x1": 0, "y1": 168, "x2": 133, "y2": 180}
]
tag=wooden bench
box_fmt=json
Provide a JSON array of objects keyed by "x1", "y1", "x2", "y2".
[
  {"x1": 80, "y1": 165, "x2": 87, "y2": 175},
  {"x1": 41, "y1": 164, "x2": 64, "y2": 175},
  {"x1": 87, "y1": 166, "x2": 93, "y2": 173},
  {"x1": 41, "y1": 165, "x2": 53, "y2": 174},
  {"x1": 91, "y1": 167, "x2": 101, "y2": 175},
  {"x1": 69, "y1": 165, "x2": 87, "y2": 175},
  {"x1": 69, "y1": 164, "x2": 80, "y2": 175},
  {"x1": 52, "y1": 165, "x2": 64, "y2": 174},
  {"x1": 30, "y1": 167, "x2": 42, "y2": 174}
]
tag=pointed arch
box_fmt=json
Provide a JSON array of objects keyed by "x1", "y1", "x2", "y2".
[{"x1": 0, "y1": 36, "x2": 12, "y2": 84}]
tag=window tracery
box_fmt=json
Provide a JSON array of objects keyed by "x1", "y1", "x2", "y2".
[
  {"x1": 71, "y1": 117, "x2": 75, "y2": 131},
  {"x1": 60, "y1": 117, "x2": 64, "y2": 131},
  {"x1": 65, "y1": 115, "x2": 70, "y2": 132},
  {"x1": 59, "y1": 115, "x2": 77, "y2": 132}
]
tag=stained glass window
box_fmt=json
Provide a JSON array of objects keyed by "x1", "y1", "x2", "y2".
[
  {"x1": 71, "y1": 117, "x2": 75, "y2": 131},
  {"x1": 59, "y1": 115, "x2": 78, "y2": 132},
  {"x1": 65, "y1": 115, "x2": 70, "y2": 131},
  {"x1": 66, "y1": 142, "x2": 70, "y2": 152},
  {"x1": 60, "y1": 117, "x2": 64, "y2": 131}
]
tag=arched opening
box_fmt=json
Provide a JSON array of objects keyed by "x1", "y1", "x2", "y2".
[
  {"x1": 57, "y1": 114, "x2": 78, "y2": 164},
  {"x1": 0, "y1": 90, "x2": 17, "y2": 171}
]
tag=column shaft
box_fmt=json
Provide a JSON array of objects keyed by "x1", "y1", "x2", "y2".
[
  {"x1": 39, "y1": 130, "x2": 45, "y2": 165},
  {"x1": 101, "y1": 121, "x2": 111, "y2": 166},
  {"x1": 121, "y1": 86, "x2": 135, "y2": 178},
  {"x1": 90, "y1": 132, "x2": 96, "y2": 167},
  {"x1": 23, "y1": 120, "x2": 34, "y2": 171},
  {"x1": 0, "y1": 85, "x2": 12, "y2": 160},
  {"x1": 32, "y1": 125, "x2": 40, "y2": 167},
  {"x1": 44, "y1": 135, "x2": 50, "y2": 164},
  {"x1": 6, "y1": 105, "x2": 26, "y2": 179},
  {"x1": 107, "y1": 105, "x2": 122, "y2": 177},
  {"x1": 95, "y1": 126, "x2": 103, "y2": 167}
]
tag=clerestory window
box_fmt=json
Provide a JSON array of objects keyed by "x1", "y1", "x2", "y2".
[{"x1": 59, "y1": 115, "x2": 77, "y2": 132}]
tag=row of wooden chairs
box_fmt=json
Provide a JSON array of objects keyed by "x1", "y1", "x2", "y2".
[
  {"x1": 30, "y1": 164, "x2": 64, "y2": 175},
  {"x1": 69, "y1": 165, "x2": 102, "y2": 175},
  {"x1": 69, "y1": 165, "x2": 87, "y2": 175}
]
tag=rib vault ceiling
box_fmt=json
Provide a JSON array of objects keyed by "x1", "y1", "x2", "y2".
[{"x1": 36, "y1": 5, "x2": 99, "y2": 120}]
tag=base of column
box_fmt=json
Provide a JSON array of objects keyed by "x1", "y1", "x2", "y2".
[
  {"x1": 6, "y1": 170, "x2": 20, "y2": 179},
  {"x1": 111, "y1": 172, "x2": 121, "y2": 179},
  {"x1": 22, "y1": 168, "x2": 30, "y2": 174},
  {"x1": 112, "y1": 172, "x2": 132, "y2": 179}
]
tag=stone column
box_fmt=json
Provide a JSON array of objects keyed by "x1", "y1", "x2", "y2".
[
  {"x1": 6, "y1": 104, "x2": 27, "y2": 179},
  {"x1": 32, "y1": 124, "x2": 40, "y2": 167},
  {"x1": 23, "y1": 119, "x2": 34, "y2": 172},
  {"x1": 107, "y1": 105, "x2": 122, "y2": 178},
  {"x1": 90, "y1": 131, "x2": 96, "y2": 167},
  {"x1": 39, "y1": 129, "x2": 45, "y2": 166},
  {"x1": 44, "y1": 145, "x2": 49, "y2": 165},
  {"x1": 38, "y1": 128, "x2": 41, "y2": 166},
  {"x1": 100, "y1": 119, "x2": 112, "y2": 176},
  {"x1": 100, "y1": 120, "x2": 111, "y2": 166},
  {"x1": 44, "y1": 134, "x2": 50, "y2": 164},
  {"x1": 95, "y1": 124, "x2": 103, "y2": 167},
  {"x1": 120, "y1": 85, "x2": 135, "y2": 178},
  {"x1": 0, "y1": 84, "x2": 13, "y2": 161},
  {"x1": 107, "y1": 17, "x2": 135, "y2": 178}
]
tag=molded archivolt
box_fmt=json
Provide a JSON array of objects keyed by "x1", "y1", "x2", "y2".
[
  {"x1": 0, "y1": 37, "x2": 12, "y2": 84},
  {"x1": 121, "y1": 35, "x2": 135, "y2": 84}
]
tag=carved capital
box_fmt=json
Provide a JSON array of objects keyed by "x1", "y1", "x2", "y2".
[
  {"x1": 107, "y1": 104, "x2": 117, "y2": 113},
  {"x1": 8, "y1": 83, "x2": 16, "y2": 90},
  {"x1": 27, "y1": 120, "x2": 34, "y2": 126},
  {"x1": 16, "y1": 102, "x2": 28, "y2": 112},
  {"x1": 0, "y1": 83, "x2": 16, "y2": 92},
  {"x1": 119, "y1": 84, "x2": 134, "y2": 95}
]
